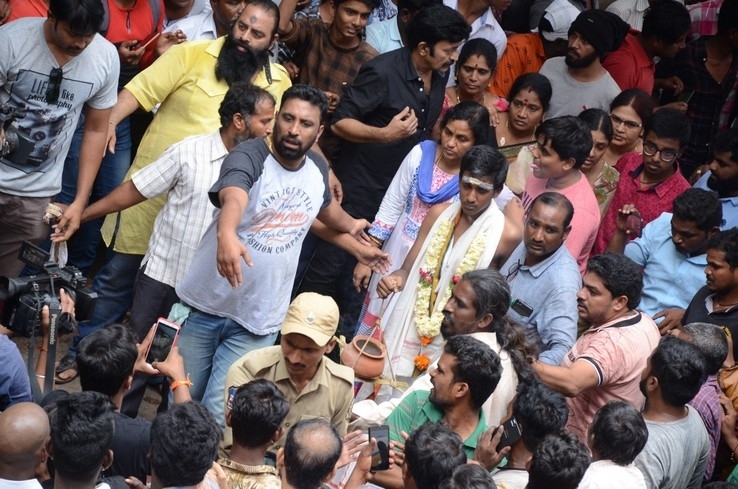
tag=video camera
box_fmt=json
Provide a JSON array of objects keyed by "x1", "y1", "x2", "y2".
[
  {"x1": 0, "y1": 241, "x2": 97, "y2": 337},
  {"x1": 0, "y1": 103, "x2": 35, "y2": 166}
]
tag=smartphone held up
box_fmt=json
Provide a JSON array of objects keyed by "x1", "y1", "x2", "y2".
[
  {"x1": 369, "y1": 425, "x2": 391, "y2": 471},
  {"x1": 145, "y1": 317, "x2": 180, "y2": 365}
]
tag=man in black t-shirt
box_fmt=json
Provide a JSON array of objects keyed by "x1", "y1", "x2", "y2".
[
  {"x1": 296, "y1": 5, "x2": 471, "y2": 336},
  {"x1": 683, "y1": 229, "x2": 738, "y2": 358},
  {"x1": 75, "y1": 324, "x2": 152, "y2": 482}
]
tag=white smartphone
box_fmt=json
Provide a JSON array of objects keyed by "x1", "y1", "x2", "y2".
[{"x1": 145, "y1": 317, "x2": 181, "y2": 364}]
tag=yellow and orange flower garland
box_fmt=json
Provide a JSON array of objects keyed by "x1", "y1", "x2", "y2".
[{"x1": 413, "y1": 216, "x2": 487, "y2": 372}]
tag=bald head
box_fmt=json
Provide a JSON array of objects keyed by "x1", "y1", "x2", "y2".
[
  {"x1": 283, "y1": 419, "x2": 342, "y2": 489},
  {"x1": 0, "y1": 402, "x2": 50, "y2": 479}
]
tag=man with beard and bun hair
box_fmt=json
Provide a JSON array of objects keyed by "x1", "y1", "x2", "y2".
[
  {"x1": 539, "y1": 9, "x2": 628, "y2": 118},
  {"x1": 176, "y1": 85, "x2": 370, "y2": 427},
  {"x1": 50, "y1": 0, "x2": 292, "y2": 385},
  {"x1": 694, "y1": 127, "x2": 738, "y2": 231}
]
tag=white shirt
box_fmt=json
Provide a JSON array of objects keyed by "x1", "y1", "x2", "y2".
[
  {"x1": 579, "y1": 460, "x2": 647, "y2": 489},
  {"x1": 365, "y1": 18, "x2": 403, "y2": 55},
  {"x1": 605, "y1": 0, "x2": 649, "y2": 30},
  {"x1": 443, "y1": 0, "x2": 507, "y2": 85},
  {"x1": 166, "y1": 11, "x2": 218, "y2": 41},
  {"x1": 0, "y1": 479, "x2": 42, "y2": 489},
  {"x1": 132, "y1": 131, "x2": 228, "y2": 288}
]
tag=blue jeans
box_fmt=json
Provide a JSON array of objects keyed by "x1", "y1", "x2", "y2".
[
  {"x1": 58, "y1": 116, "x2": 132, "y2": 272},
  {"x1": 177, "y1": 308, "x2": 279, "y2": 427},
  {"x1": 68, "y1": 250, "x2": 143, "y2": 356}
]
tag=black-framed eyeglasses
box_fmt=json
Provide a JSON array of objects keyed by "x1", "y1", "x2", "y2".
[
  {"x1": 642, "y1": 141, "x2": 679, "y2": 163},
  {"x1": 46, "y1": 68, "x2": 63, "y2": 104},
  {"x1": 609, "y1": 113, "x2": 642, "y2": 130},
  {"x1": 505, "y1": 260, "x2": 522, "y2": 282}
]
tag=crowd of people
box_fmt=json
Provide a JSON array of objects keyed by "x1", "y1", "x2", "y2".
[{"x1": 1, "y1": 0, "x2": 738, "y2": 487}]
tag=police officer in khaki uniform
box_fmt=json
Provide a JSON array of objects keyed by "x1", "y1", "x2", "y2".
[{"x1": 222, "y1": 292, "x2": 355, "y2": 453}]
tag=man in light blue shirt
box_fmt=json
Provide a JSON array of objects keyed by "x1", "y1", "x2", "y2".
[
  {"x1": 499, "y1": 192, "x2": 580, "y2": 365},
  {"x1": 607, "y1": 188, "x2": 722, "y2": 333},
  {"x1": 693, "y1": 128, "x2": 738, "y2": 231},
  {"x1": 366, "y1": 0, "x2": 441, "y2": 54}
]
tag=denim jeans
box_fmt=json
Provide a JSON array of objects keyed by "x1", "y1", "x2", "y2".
[
  {"x1": 176, "y1": 308, "x2": 279, "y2": 427},
  {"x1": 58, "y1": 116, "x2": 132, "y2": 273},
  {"x1": 68, "y1": 250, "x2": 143, "y2": 357}
]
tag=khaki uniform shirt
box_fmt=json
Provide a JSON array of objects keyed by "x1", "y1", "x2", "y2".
[
  {"x1": 217, "y1": 458, "x2": 281, "y2": 489},
  {"x1": 222, "y1": 346, "x2": 354, "y2": 453}
]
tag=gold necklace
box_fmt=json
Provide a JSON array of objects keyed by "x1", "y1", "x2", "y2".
[
  {"x1": 499, "y1": 121, "x2": 536, "y2": 147},
  {"x1": 456, "y1": 87, "x2": 487, "y2": 108}
]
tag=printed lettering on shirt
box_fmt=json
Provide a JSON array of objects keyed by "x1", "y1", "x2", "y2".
[
  {"x1": 248, "y1": 186, "x2": 315, "y2": 254},
  {"x1": 3, "y1": 69, "x2": 93, "y2": 173}
]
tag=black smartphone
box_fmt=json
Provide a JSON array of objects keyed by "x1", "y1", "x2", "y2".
[
  {"x1": 495, "y1": 417, "x2": 522, "y2": 452},
  {"x1": 145, "y1": 318, "x2": 180, "y2": 364},
  {"x1": 511, "y1": 299, "x2": 533, "y2": 317},
  {"x1": 369, "y1": 425, "x2": 390, "y2": 471},
  {"x1": 677, "y1": 90, "x2": 694, "y2": 104}
]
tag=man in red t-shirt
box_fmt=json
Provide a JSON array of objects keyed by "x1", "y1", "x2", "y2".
[
  {"x1": 593, "y1": 108, "x2": 692, "y2": 256},
  {"x1": 603, "y1": 1, "x2": 691, "y2": 94}
]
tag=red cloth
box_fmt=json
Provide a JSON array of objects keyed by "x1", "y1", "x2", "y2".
[
  {"x1": 7, "y1": 0, "x2": 47, "y2": 22},
  {"x1": 592, "y1": 152, "x2": 691, "y2": 255},
  {"x1": 490, "y1": 33, "x2": 545, "y2": 98},
  {"x1": 104, "y1": 0, "x2": 164, "y2": 68},
  {"x1": 602, "y1": 31, "x2": 655, "y2": 94}
]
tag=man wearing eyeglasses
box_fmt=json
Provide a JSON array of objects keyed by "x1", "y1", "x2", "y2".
[
  {"x1": 0, "y1": 0, "x2": 119, "y2": 277},
  {"x1": 592, "y1": 108, "x2": 692, "y2": 256}
]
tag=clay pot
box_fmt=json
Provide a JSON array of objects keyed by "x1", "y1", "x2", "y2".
[{"x1": 341, "y1": 335, "x2": 386, "y2": 380}]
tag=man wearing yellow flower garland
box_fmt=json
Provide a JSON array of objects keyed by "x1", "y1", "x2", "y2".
[
  {"x1": 376, "y1": 146, "x2": 522, "y2": 386},
  {"x1": 372, "y1": 335, "x2": 502, "y2": 489}
]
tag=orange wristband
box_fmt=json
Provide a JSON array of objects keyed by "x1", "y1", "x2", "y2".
[{"x1": 171, "y1": 374, "x2": 192, "y2": 391}]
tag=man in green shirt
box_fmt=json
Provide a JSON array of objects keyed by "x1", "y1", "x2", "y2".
[{"x1": 373, "y1": 335, "x2": 502, "y2": 488}]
